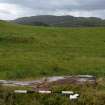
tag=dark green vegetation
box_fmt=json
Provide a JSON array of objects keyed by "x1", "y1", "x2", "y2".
[
  {"x1": 0, "y1": 21, "x2": 105, "y2": 79},
  {"x1": 12, "y1": 15, "x2": 105, "y2": 27},
  {"x1": 0, "y1": 81, "x2": 105, "y2": 105}
]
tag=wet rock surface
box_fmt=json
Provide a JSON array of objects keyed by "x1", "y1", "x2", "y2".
[{"x1": 0, "y1": 75, "x2": 96, "y2": 88}]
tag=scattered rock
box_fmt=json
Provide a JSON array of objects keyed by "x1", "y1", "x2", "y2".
[{"x1": 0, "y1": 75, "x2": 97, "y2": 89}]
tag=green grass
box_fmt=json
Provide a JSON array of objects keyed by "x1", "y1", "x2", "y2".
[
  {"x1": 0, "y1": 21, "x2": 105, "y2": 79},
  {"x1": 1, "y1": 83, "x2": 105, "y2": 105}
]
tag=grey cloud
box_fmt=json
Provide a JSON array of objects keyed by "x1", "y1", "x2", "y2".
[
  {"x1": 0, "y1": 0, "x2": 105, "y2": 19},
  {"x1": 0, "y1": 0, "x2": 105, "y2": 10}
]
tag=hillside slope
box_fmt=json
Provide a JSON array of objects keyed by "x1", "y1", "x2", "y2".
[
  {"x1": 0, "y1": 21, "x2": 105, "y2": 79},
  {"x1": 12, "y1": 15, "x2": 105, "y2": 27}
]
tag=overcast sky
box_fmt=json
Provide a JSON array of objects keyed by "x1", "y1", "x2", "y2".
[{"x1": 0, "y1": 0, "x2": 105, "y2": 20}]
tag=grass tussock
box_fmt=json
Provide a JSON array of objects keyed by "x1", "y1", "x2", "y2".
[{"x1": 0, "y1": 83, "x2": 105, "y2": 105}]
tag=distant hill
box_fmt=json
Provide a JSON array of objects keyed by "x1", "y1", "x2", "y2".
[{"x1": 12, "y1": 15, "x2": 105, "y2": 27}]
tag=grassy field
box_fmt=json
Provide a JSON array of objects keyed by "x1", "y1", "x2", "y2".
[
  {"x1": 1, "y1": 82, "x2": 105, "y2": 105},
  {"x1": 0, "y1": 21, "x2": 105, "y2": 79}
]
